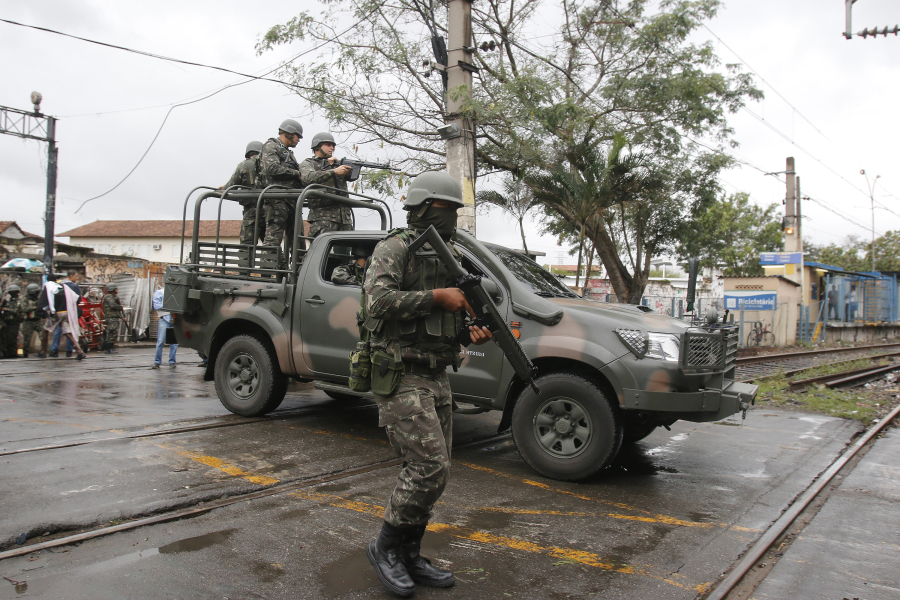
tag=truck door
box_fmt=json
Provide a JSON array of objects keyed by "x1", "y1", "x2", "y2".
[
  {"x1": 447, "y1": 252, "x2": 505, "y2": 402},
  {"x1": 297, "y1": 239, "x2": 371, "y2": 378}
]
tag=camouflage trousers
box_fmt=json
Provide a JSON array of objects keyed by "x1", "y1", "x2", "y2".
[
  {"x1": 239, "y1": 205, "x2": 265, "y2": 245},
  {"x1": 105, "y1": 317, "x2": 121, "y2": 348},
  {"x1": 262, "y1": 199, "x2": 295, "y2": 248},
  {"x1": 20, "y1": 320, "x2": 42, "y2": 354},
  {"x1": 374, "y1": 368, "x2": 452, "y2": 527},
  {"x1": 0, "y1": 322, "x2": 21, "y2": 358},
  {"x1": 308, "y1": 220, "x2": 353, "y2": 240}
]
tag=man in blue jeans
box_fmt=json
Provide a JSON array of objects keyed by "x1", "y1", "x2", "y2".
[{"x1": 151, "y1": 288, "x2": 177, "y2": 369}]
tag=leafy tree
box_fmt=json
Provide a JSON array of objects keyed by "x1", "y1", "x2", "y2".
[
  {"x1": 808, "y1": 232, "x2": 900, "y2": 273},
  {"x1": 675, "y1": 192, "x2": 783, "y2": 277},
  {"x1": 805, "y1": 237, "x2": 866, "y2": 272},
  {"x1": 259, "y1": 0, "x2": 761, "y2": 297}
]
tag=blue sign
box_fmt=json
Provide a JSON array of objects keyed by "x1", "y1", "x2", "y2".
[
  {"x1": 725, "y1": 291, "x2": 777, "y2": 311},
  {"x1": 759, "y1": 252, "x2": 802, "y2": 265}
]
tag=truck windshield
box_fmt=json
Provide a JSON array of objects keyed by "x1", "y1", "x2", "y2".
[{"x1": 485, "y1": 245, "x2": 579, "y2": 298}]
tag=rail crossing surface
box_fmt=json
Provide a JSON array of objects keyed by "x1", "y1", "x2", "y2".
[{"x1": 0, "y1": 348, "x2": 894, "y2": 599}]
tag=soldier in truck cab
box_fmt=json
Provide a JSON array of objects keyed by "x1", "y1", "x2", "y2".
[
  {"x1": 362, "y1": 172, "x2": 492, "y2": 597},
  {"x1": 330, "y1": 245, "x2": 370, "y2": 286}
]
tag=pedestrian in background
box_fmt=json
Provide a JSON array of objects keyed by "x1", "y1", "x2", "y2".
[
  {"x1": 0, "y1": 285, "x2": 23, "y2": 358},
  {"x1": 102, "y1": 283, "x2": 124, "y2": 355},
  {"x1": 39, "y1": 274, "x2": 86, "y2": 360},
  {"x1": 19, "y1": 283, "x2": 45, "y2": 358},
  {"x1": 151, "y1": 287, "x2": 177, "y2": 369},
  {"x1": 48, "y1": 270, "x2": 82, "y2": 357}
]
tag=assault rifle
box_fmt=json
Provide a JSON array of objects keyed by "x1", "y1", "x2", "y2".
[
  {"x1": 324, "y1": 158, "x2": 392, "y2": 182},
  {"x1": 408, "y1": 225, "x2": 540, "y2": 394}
]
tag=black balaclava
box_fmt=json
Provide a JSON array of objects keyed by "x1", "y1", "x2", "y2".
[{"x1": 406, "y1": 202, "x2": 459, "y2": 241}]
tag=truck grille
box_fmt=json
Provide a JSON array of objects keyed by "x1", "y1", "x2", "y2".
[{"x1": 681, "y1": 327, "x2": 737, "y2": 373}]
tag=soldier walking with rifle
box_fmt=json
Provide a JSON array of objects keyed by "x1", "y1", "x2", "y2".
[{"x1": 360, "y1": 172, "x2": 494, "y2": 597}]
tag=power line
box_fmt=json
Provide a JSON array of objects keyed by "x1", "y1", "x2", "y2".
[
  {"x1": 700, "y1": 23, "x2": 833, "y2": 143},
  {"x1": 0, "y1": 18, "x2": 318, "y2": 93},
  {"x1": 32, "y1": 11, "x2": 379, "y2": 212}
]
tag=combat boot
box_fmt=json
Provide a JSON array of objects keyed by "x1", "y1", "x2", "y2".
[
  {"x1": 366, "y1": 522, "x2": 415, "y2": 597},
  {"x1": 399, "y1": 524, "x2": 455, "y2": 588}
]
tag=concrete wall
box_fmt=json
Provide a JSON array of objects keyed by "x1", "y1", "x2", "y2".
[{"x1": 725, "y1": 277, "x2": 801, "y2": 347}]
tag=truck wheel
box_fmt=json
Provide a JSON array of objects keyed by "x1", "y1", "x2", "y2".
[
  {"x1": 214, "y1": 335, "x2": 287, "y2": 416},
  {"x1": 511, "y1": 373, "x2": 622, "y2": 481}
]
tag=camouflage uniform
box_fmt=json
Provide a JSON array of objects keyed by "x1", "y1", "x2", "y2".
[
  {"x1": 0, "y1": 295, "x2": 23, "y2": 358},
  {"x1": 363, "y1": 228, "x2": 466, "y2": 527},
  {"x1": 18, "y1": 296, "x2": 42, "y2": 357},
  {"x1": 102, "y1": 293, "x2": 124, "y2": 350},
  {"x1": 260, "y1": 138, "x2": 300, "y2": 248},
  {"x1": 331, "y1": 261, "x2": 366, "y2": 286},
  {"x1": 299, "y1": 157, "x2": 354, "y2": 238},
  {"x1": 224, "y1": 155, "x2": 265, "y2": 245}
]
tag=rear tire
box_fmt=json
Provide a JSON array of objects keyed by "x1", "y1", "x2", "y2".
[
  {"x1": 214, "y1": 334, "x2": 287, "y2": 416},
  {"x1": 511, "y1": 372, "x2": 622, "y2": 481}
]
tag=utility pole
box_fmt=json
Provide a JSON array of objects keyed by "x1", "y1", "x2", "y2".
[
  {"x1": 445, "y1": 0, "x2": 477, "y2": 234},
  {"x1": 861, "y1": 169, "x2": 880, "y2": 272},
  {"x1": 0, "y1": 92, "x2": 58, "y2": 280}
]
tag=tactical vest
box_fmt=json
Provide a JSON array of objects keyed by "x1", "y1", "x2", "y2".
[{"x1": 360, "y1": 228, "x2": 465, "y2": 367}]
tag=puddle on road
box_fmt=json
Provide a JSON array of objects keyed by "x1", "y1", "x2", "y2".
[
  {"x1": 319, "y1": 547, "x2": 380, "y2": 598},
  {"x1": 466, "y1": 508, "x2": 513, "y2": 531},
  {"x1": 158, "y1": 529, "x2": 236, "y2": 554}
]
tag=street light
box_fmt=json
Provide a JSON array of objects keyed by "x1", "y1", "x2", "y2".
[{"x1": 861, "y1": 169, "x2": 880, "y2": 272}]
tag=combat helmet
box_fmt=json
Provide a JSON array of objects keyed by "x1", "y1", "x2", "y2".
[
  {"x1": 7, "y1": 284, "x2": 20, "y2": 294},
  {"x1": 403, "y1": 172, "x2": 464, "y2": 209},
  {"x1": 245, "y1": 141, "x2": 263, "y2": 158},
  {"x1": 310, "y1": 132, "x2": 336, "y2": 151},
  {"x1": 278, "y1": 119, "x2": 303, "y2": 138},
  {"x1": 26, "y1": 283, "x2": 40, "y2": 297},
  {"x1": 105, "y1": 282, "x2": 118, "y2": 293}
]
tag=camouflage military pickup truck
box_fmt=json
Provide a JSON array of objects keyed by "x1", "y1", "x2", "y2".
[{"x1": 165, "y1": 186, "x2": 757, "y2": 481}]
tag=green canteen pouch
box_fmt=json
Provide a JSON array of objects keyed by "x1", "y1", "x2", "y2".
[
  {"x1": 370, "y1": 350, "x2": 404, "y2": 396},
  {"x1": 348, "y1": 344, "x2": 372, "y2": 393}
]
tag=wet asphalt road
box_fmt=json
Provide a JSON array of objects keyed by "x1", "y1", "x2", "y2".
[{"x1": 0, "y1": 348, "x2": 864, "y2": 599}]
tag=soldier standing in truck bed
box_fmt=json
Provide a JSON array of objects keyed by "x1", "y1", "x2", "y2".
[
  {"x1": 362, "y1": 172, "x2": 492, "y2": 597},
  {"x1": 223, "y1": 141, "x2": 264, "y2": 245},
  {"x1": 260, "y1": 119, "x2": 303, "y2": 252},
  {"x1": 299, "y1": 132, "x2": 354, "y2": 239}
]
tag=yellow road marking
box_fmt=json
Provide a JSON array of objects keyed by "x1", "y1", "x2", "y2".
[
  {"x1": 153, "y1": 443, "x2": 279, "y2": 486},
  {"x1": 4, "y1": 418, "x2": 94, "y2": 429},
  {"x1": 458, "y1": 462, "x2": 756, "y2": 533},
  {"x1": 290, "y1": 488, "x2": 710, "y2": 592}
]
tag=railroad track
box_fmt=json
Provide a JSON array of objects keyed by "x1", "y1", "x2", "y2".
[
  {"x1": 735, "y1": 342, "x2": 900, "y2": 381},
  {"x1": 703, "y1": 401, "x2": 900, "y2": 599},
  {"x1": 0, "y1": 430, "x2": 511, "y2": 561}
]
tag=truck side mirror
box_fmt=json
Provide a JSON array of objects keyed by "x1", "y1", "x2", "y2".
[{"x1": 481, "y1": 278, "x2": 502, "y2": 303}]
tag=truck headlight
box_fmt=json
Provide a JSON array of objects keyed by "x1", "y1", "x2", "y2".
[{"x1": 646, "y1": 333, "x2": 680, "y2": 362}]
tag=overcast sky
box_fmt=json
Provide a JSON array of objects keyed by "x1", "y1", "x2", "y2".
[{"x1": 1, "y1": 0, "x2": 897, "y2": 267}]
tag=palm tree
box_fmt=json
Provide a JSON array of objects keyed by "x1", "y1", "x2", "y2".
[{"x1": 476, "y1": 174, "x2": 540, "y2": 255}]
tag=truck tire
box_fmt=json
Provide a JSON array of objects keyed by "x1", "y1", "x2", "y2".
[
  {"x1": 214, "y1": 334, "x2": 287, "y2": 416},
  {"x1": 511, "y1": 372, "x2": 622, "y2": 481}
]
